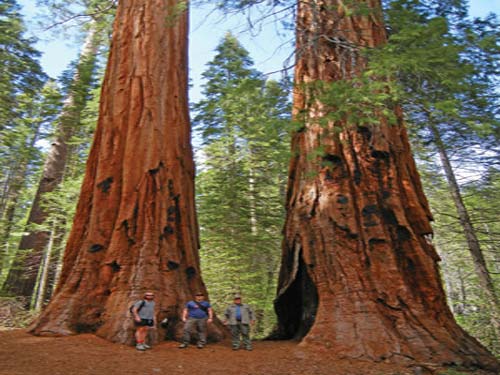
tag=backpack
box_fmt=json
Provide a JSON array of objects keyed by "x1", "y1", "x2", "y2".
[{"x1": 129, "y1": 300, "x2": 146, "y2": 314}]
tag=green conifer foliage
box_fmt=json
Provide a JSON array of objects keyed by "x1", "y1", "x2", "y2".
[
  {"x1": 0, "y1": 0, "x2": 46, "y2": 132},
  {"x1": 193, "y1": 33, "x2": 291, "y2": 336},
  {"x1": 0, "y1": 82, "x2": 63, "y2": 286},
  {"x1": 373, "y1": 0, "x2": 500, "y2": 353},
  {"x1": 0, "y1": 0, "x2": 57, "y2": 284},
  {"x1": 214, "y1": 0, "x2": 499, "y2": 351}
]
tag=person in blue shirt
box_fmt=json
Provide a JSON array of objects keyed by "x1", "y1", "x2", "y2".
[
  {"x1": 224, "y1": 293, "x2": 255, "y2": 351},
  {"x1": 179, "y1": 291, "x2": 213, "y2": 349}
]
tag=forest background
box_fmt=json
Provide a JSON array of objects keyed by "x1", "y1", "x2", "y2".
[{"x1": 1, "y1": 0, "x2": 500, "y2": 359}]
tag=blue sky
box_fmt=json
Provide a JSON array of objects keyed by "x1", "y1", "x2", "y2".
[{"x1": 17, "y1": 0, "x2": 500, "y2": 102}]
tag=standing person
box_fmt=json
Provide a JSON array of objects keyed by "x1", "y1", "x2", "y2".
[
  {"x1": 131, "y1": 291, "x2": 156, "y2": 351},
  {"x1": 224, "y1": 294, "x2": 255, "y2": 351},
  {"x1": 179, "y1": 291, "x2": 213, "y2": 349}
]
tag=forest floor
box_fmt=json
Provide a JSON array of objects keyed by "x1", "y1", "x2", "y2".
[{"x1": 0, "y1": 329, "x2": 497, "y2": 375}]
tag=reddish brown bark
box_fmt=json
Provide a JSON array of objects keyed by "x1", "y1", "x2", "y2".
[
  {"x1": 30, "y1": 0, "x2": 226, "y2": 344},
  {"x1": 274, "y1": 0, "x2": 499, "y2": 371}
]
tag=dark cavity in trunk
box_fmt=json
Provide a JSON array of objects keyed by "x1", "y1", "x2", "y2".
[{"x1": 274, "y1": 252, "x2": 318, "y2": 340}]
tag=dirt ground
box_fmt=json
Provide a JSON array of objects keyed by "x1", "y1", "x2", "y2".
[{"x1": 0, "y1": 330, "x2": 497, "y2": 375}]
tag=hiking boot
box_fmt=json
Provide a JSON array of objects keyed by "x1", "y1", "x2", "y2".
[
  {"x1": 245, "y1": 347, "x2": 253, "y2": 351},
  {"x1": 136, "y1": 344, "x2": 146, "y2": 351},
  {"x1": 197, "y1": 343, "x2": 204, "y2": 349},
  {"x1": 143, "y1": 344, "x2": 151, "y2": 350},
  {"x1": 232, "y1": 346, "x2": 239, "y2": 351},
  {"x1": 178, "y1": 343, "x2": 188, "y2": 349}
]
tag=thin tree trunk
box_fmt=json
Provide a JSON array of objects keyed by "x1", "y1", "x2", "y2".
[
  {"x1": 429, "y1": 121, "x2": 500, "y2": 339},
  {"x1": 30, "y1": 0, "x2": 226, "y2": 345},
  {"x1": 439, "y1": 248, "x2": 456, "y2": 315},
  {"x1": 1, "y1": 25, "x2": 99, "y2": 303},
  {"x1": 0, "y1": 167, "x2": 14, "y2": 218},
  {"x1": 274, "y1": 0, "x2": 498, "y2": 371},
  {"x1": 249, "y1": 168, "x2": 257, "y2": 235},
  {"x1": 458, "y1": 267, "x2": 467, "y2": 314},
  {"x1": 33, "y1": 221, "x2": 56, "y2": 311},
  {"x1": 42, "y1": 221, "x2": 66, "y2": 303}
]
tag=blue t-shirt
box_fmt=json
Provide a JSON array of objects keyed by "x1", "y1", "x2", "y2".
[
  {"x1": 186, "y1": 301, "x2": 211, "y2": 319},
  {"x1": 235, "y1": 305, "x2": 242, "y2": 321}
]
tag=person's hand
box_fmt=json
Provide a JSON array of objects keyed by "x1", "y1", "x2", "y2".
[
  {"x1": 182, "y1": 317, "x2": 187, "y2": 323},
  {"x1": 250, "y1": 320, "x2": 256, "y2": 326},
  {"x1": 134, "y1": 316, "x2": 141, "y2": 323},
  {"x1": 207, "y1": 318, "x2": 213, "y2": 324}
]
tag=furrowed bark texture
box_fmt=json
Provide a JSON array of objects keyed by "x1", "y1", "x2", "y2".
[
  {"x1": 274, "y1": 0, "x2": 499, "y2": 371},
  {"x1": 30, "y1": 0, "x2": 226, "y2": 344}
]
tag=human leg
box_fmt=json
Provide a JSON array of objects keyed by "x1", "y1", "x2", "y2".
[
  {"x1": 241, "y1": 323, "x2": 251, "y2": 350},
  {"x1": 196, "y1": 318, "x2": 207, "y2": 347},
  {"x1": 135, "y1": 325, "x2": 148, "y2": 350},
  {"x1": 230, "y1": 324, "x2": 241, "y2": 349},
  {"x1": 180, "y1": 318, "x2": 195, "y2": 347}
]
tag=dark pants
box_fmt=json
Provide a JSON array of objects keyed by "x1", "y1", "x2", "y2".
[
  {"x1": 182, "y1": 318, "x2": 207, "y2": 345},
  {"x1": 230, "y1": 322, "x2": 251, "y2": 349},
  {"x1": 134, "y1": 318, "x2": 154, "y2": 327}
]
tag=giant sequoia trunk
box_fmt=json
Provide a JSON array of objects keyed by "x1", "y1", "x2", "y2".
[
  {"x1": 274, "y1": 0, "x2": 499, "y2": 371},
  {"x1": 30, "y1": 0, "x2": 225, "y2": 344}
]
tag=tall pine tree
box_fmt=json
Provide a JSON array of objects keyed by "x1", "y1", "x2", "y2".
[
  {"x1": 371, "y1": 0, "x2": 500, "y2": 341},
  {"x1": 0, "y1": 0, "x2": 52, "y2": 284},
  {"x1": 193, "y1": 33, "x2": 291, "y2": 335}
]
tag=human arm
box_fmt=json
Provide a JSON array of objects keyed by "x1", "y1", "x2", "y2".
[
  {"x1": 181, "y1": 307, "x2": 188, "y2": 322},
  {"x1": 132, "y1": 302, "x2": 142, "y2": 322},
  {"x1": 207, "y1": 307, "x2": 213, "y2": 323},
  {"x1": 223, "y1": 307, "x2": 230, "y2": 325},
  {"x1": 248, "y1": 305, "x2": 256, "y2": 325}
]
